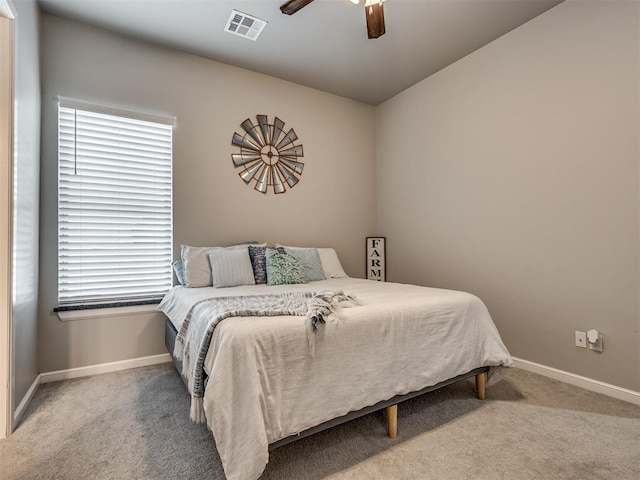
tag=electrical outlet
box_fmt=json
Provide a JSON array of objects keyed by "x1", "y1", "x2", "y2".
[{"x1": 575, "y1": 331, "x2": 587, "y2": 348}]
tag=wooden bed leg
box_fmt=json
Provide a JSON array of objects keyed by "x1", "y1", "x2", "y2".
[
  {"x1": 386, "y1": 404, "x2": 398, "y2": 439},
  {"x1": 476, "y1": 372, "x2": 486, "y2": 400}
]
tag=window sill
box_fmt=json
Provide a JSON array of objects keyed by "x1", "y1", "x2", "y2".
[{"x1": 57, "y1": 304, "x2": 160, "y2": 322}]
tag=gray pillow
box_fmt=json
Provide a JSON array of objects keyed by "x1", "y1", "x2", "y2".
[
  {"x1": 208, "y1": 248, "x2": 256, "y2": 288},
  {"x1": 181, "y1": 242, "x2": 265, "y2": 287},
  {"x1": 284, "y1": 248, "x2": 326, "y2": 282},
  {"x1": 172, "y1": 259, "x2": 186, "y2": 286},
  {"x1": 265, "y1": 248, "x2": 305, "y2": 286}
]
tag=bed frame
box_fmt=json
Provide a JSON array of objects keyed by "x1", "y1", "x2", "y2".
[{"x1": 164, "y1": 317, "x2": 488, "y2": 447}]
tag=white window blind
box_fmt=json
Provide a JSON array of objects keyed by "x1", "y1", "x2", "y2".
[{"x1": 57, "y1": 102, "x2": 173, "y2": 307}]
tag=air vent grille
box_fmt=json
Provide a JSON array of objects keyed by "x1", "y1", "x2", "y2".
[{"x1": 225, "y1": 10, "x2": 267, "y2": 41}]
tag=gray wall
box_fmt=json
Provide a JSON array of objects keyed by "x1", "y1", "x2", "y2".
[
  {"x1": 36, "y1": 1, "x2": 640, "y2": 393},
  {"x1": 38, "y1": 15, "x2": 376, "y2": 372},
  {"x1": 12, "y1": 0, "x2": 40, "y2": 409},
  {"x1": 376, "y1": 0, "x2": 640, "y2": 391}
]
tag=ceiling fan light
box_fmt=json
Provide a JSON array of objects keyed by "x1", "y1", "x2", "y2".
[{"x1": 350, "y1": 0, "x2": 360, "y2": 4}]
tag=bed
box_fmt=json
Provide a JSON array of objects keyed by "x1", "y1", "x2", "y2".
[{"x1": 158, "y1": 272, "x2": 513, "y2": 480}]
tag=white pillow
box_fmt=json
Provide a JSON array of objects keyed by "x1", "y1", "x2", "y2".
[
  {"x1": 208, "y1": 248, "x2": 256, "y2": 288},
  {"x1": 317, "y1": 248, "x2": 348, "y2": 278},
  {"x1": 275, "y1": 245, "x2": 348, "y2": 278},
  {"x1": 181, "y1": 243, "x2": 265, "y2": 287}
]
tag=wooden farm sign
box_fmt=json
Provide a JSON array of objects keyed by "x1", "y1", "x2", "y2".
[{"x1": 366, "y1": 237, "x2": 386, "y2": 281}]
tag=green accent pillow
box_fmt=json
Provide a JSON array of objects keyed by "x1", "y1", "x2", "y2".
[{"x1": 266, "y1": 248, "x2": 305, "y2": 286}]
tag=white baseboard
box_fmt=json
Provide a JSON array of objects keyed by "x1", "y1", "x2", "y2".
[
  {"x1": 40, "y1": 353, "x2": 172, "y2": 384},
  {"x1": 513, "y1": 357, "x2": 640, "y2": 406},
  {"x1": 16, "y1": 354, "x2": 639, "y2": 430},
  {"x1": 13, "y1": 373, "x2": 41, "y2": 427}
]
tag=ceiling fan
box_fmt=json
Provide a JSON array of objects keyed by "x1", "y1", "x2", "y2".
[{"x1": 280, "y1": 0, "x2": 386, "y2": 39}]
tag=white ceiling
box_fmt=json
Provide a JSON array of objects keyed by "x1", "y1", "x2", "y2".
[{"x1": 37, "y1": 0, "x2": 564, "y2": 105}]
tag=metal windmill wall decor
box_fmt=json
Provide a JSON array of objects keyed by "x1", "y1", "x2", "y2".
[{"x1": 231, "y1": 115, "x2": 304, "y2": 194}]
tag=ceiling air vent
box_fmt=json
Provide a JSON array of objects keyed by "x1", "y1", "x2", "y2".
[{"x1": 225, "y1": 10, "x2": 267, "y2": 41}]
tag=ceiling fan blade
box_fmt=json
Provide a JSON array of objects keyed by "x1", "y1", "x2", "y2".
[
  {"x1": 365, "y1": 2, "x2": 385, "y2": 39},
  {"x1": 280, "y1": 0, "x2": 315, "y2": 15}
]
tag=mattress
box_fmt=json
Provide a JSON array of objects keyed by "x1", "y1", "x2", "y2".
[{"x1": 158, "y1": 277, "x2": 513, "y2": 480}]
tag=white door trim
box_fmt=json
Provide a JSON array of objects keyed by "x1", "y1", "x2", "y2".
[{"x1": 0, "y1": 11, "x2": 15, "y2": 439}]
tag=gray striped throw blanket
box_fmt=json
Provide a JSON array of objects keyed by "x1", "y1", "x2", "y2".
[{"x1": 174, "y1": 290, "x2": 358, "y2": 423}]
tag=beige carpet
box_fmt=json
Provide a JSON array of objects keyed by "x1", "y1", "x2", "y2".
[{"x1": 1, "y1": 363, "x2": 638, "y2": 480}]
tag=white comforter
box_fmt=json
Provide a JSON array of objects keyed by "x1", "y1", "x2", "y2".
[{"x1": 158, "y1": 278, "x2": 513, "y2": 480}]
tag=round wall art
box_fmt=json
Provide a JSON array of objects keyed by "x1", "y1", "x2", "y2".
[{"x1": 231, "y1": 115, "x2": 304, "y2": 194}]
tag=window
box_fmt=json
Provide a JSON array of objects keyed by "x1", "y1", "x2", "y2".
[{"x1": 57, "y1": 98, "x2": 174, "y2": 308}]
